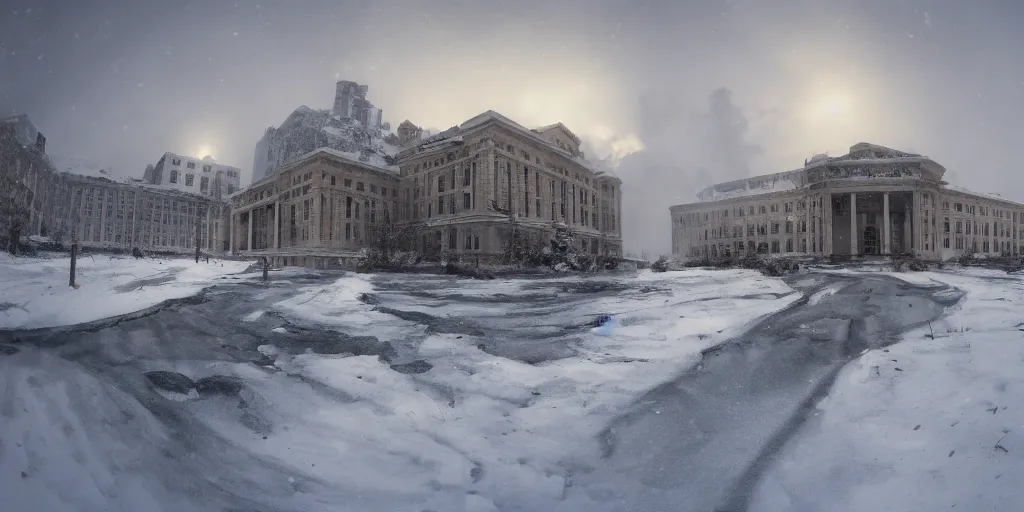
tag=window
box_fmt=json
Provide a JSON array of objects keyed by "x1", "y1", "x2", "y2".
[
  {"x1": 346, "y1": 197, "x2": 352, "y2": 218},
  {"x1": 344, "y1": 179, "x2": 352, "y2": 188},
  {"x1": 438, "y1": 197, "x2": 444, "y2": 214},
  {"x1": 944, "y1": 217, "x2": 950, "y2": 233},
  {"x1": 187, "y1": 162, "x2": 196, "y2": 169},
  {"x1": 303, "y1": 199, "x2": 310, "y2": 221},
  {"x1": 465, "y1": 235, "x2": 473, "y2": 250},
  {"x1": 448, "y1": 230, "x2": 457, "y2": 249},
  {"x1": 785, "y1": 221, "x2": 793, "y2": 234},
  {"x1": 474, "y1": 236, "x2": 480, "y2": 250},
  {"x1": 185, "y1": 174, "x2": 194, "y2": 186},
  {"x1": 381, "y1": 187, "x2": 387, "y2": 197},
  {"x1": 356, "y1": 182, "x2": 365, "y2": 191},
  {"x1": 771, "y1": 223, "x2": 780, "y2": 234},
  {"x1": 770, "y1": 204, "x2": 779, "y2": 213},
  {"x1": 170, "y1": 170, "x2": 179, "y2": 183},
  {"x1": 203, "y1": 165, "x2": 211, "y2": 173},
  {"x1": 345, "y1": 223, "x2": 351, "y2": 240},
  {"x1": 463, "y1": 192, "x2": 471, "y2": 209},
  {"x1": 955, "y1": 203, "x2": 963, "y2": 212},
  {"x1": 438, "y1": 176, "x2": 445, "y2": 193},
  {"x1": 956, "y1": 221, "x2": 963, "y2": 234},
  {"x1": 463, "y1": 168, "x2": 471, "y2": 186},
  {"x1": 331, "y1": 176, "x2": 336, "y2": 186},
  {"x1": 370, "y1": 184, "x2": 378, "y2": 194},
  {"x1": 449, "y1": 196, "x2": 456, "y2": 214},
  {"x1": 200, "y1": 176, "x2": 209, "y2": 192},
  {"x1": 172, "y1": 158, "x2": 181, "y2": 165}
]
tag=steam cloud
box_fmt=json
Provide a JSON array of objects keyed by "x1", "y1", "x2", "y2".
[{"x1": 618, "y1": 87, "x2": 762, "y2": 257}]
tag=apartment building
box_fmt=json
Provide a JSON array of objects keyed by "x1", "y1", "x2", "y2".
[
  {"x1": 231, "y1": 110, "x2": 624, "y2": 269},
  {"x1": 671, "y1": 142, "x2": 1024, "y2": 261},
  {"x1": 143, "y1": 152, "x2": 242, "y2": 200}
]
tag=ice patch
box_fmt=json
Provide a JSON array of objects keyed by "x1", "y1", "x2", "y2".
[{"x1": 243, "y1": 310, "x2": 264, "y2": 322}]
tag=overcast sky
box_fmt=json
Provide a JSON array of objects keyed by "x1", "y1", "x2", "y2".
[{"x1": 3, "y1": 0, "x2": 1023, "y2": 255}]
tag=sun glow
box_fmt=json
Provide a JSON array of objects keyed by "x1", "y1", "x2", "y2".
[{"x1": 196, "y1": 144, "x2": 214, "y2": 159}]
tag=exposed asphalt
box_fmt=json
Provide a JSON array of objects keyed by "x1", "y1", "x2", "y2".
[
  {"x1": 578, "y1": 273, "x2": 963, "y2": 512},
  {"x1": 0, "y1": 269, "x2": 965, "y2": 512}
]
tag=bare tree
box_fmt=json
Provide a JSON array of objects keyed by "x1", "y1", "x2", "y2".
[{"x1": 0, "y1": 153, "x2": 33, "y2": 255}]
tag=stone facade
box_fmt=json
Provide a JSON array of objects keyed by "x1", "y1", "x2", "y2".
[
  {"x1": 231, "y1": 111, "x2": 624, "y2": 268},
  {"x1": 1, "y1": 118, "x2": 229, "y2": 255},
  {"x1": 228, "y1": 148, "x2": 400, "y2": 269},
  {"x1": 144, "y1": 152, "x2": 242, "y2": 200},
  {"x1": 671, "y1": 143, "x2": 1024, "y2": 261}
]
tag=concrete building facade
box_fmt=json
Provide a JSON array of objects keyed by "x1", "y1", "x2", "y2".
[
  {"x1": 231, "y1": 111, "x2": 624, "y2": 269},
  {"x1": 671, "y1": 143, "x2": 1024, "y2": 261},
  {"x1": 143, "y1": 152, "x2": 242, "y2": 200},
  {"x1": 1, "y1": 117, "x2": 230, "y2": 255},
  {"x1": 228, "y1": 148, "x2": 400, "y2": 268},
  {"x1": 332, "y1": 80, "x2": 381, "y2": 130}
]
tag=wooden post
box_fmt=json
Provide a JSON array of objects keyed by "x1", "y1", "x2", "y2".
[{"x1": 69, "y1": 243, "x2": 78, "y2": 288}]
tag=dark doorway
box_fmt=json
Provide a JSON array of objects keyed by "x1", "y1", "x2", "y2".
[{"x1": 863, "y1": 226, "x2": 879, "y2": 255}]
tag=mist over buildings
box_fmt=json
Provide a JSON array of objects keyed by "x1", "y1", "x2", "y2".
[{"x1": 4, "y1": 0, "x2": 1024, "y2": 255}]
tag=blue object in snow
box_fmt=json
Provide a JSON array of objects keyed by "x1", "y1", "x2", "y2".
[{"x1": 593, "y1": 314, "x2": 617, "y2": 336}]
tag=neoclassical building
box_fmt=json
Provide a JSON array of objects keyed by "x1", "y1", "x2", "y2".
[
  {"x1": 1, "y1": 115, "x2": 229, "y2": 255},
  {"x1": 671, "y1": 143, "x2": 1024, "y2": 261},
  {"x1": 229, "y1": 110, "x2": 623, "y2": 268}
]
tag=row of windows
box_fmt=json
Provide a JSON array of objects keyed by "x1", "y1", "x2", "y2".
[
  {"x1": 944, "y1": 201, "x2": 1018, "y2": 220},
  {"x1": 942, "y1": 218, "x2": 1018, "y2": 238},
  {"x1": 942, "y1": 237, "x2": 1021, "y2": 254},
  {"x1": 168, "y1": 158, "x2": 239, "y2": 178}
]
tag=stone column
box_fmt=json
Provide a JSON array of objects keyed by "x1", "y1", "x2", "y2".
[
  {"x1": 850, "y1": 192, "x2": 858, "y2": 255},
  {"x1": 247, "y1": 210, "x2": 254, "y2": 251},
  {"x1": 883, "y1": 192, "x2": 890, "y2": 254},
  {"x1": 903, "y1": 209, "x2": 911, "y2": 255},
  {"x1": 274, "y1": 201, "x2": 280, "y2": 249},
  {"x1": 229, "y1": 213, "x2": 235, "y2": 254},
  {"x1": 824, "y1": 194, "x2": 833, "y2": 255},
  {"x1": 804, "y1": 197, "x2": 811, "y2": 254}
]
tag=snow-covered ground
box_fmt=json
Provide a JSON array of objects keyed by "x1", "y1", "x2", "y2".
[
  {"x1": 751, "y1": 267, "x2": 1024, "y2": 512},
  {"x1": 237, "y1": 269, "x2": 803, "y2": 510},
  {"x1": 0, "y1": 267, "x2": 800, "y2": 511},
  {"x1": 0, "y1": 254, "x2": 255, "y2": 329},
  {"x1": 4, "y1": 263, "x2": 1024, "y2": 511}
]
